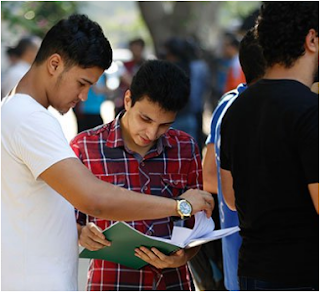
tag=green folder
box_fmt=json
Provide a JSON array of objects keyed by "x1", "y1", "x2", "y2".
[
  {"x1": 79, "y1": 213, "x2": 240, "y2": 270},
  {"x1": 79, "y1": 221, "x2": 181, "y2": 269}
]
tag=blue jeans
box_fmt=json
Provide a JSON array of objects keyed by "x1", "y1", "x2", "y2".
[{"x1": 239, "y1": 276, "x2": 319, "y2": 291}]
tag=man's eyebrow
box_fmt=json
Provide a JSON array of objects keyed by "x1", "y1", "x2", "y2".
[
  {"x1": 81, "y1": 78, "x2": 94, "y2": 86},
  {"x1": 161, "y1": 120, "x2": 175, "y2": 125},
  {"x1": 141, "y1": 114, "x2": 175, "y2": 125}
]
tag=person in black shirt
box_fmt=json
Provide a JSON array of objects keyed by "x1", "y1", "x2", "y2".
[{"x1": 220, "y1": 2, "x2": 319, "y2": 290}]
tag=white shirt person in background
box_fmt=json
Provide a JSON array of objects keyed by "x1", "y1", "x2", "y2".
[{"x1": 2, "y1": 36, "x2": 41, "y2": 98}]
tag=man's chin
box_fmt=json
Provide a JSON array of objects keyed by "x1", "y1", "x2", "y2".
[{"x1": 58, "y1": 108, "x2": 69, "y2": 115}]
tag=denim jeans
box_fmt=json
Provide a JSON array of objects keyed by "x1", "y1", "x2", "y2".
[{"x1": 239, "y1": 276, "x2": 319, "y2": 291}]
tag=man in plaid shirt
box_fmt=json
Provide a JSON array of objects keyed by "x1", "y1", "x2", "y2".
[{"x1": 71, "y1": 60, "x2": 203, "y2": 290}]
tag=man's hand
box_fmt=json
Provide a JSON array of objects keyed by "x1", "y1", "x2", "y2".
[
  {"x1": 78, "y1": 222, "x2": 111, "y2": 251},
  {"x1": 180, "y1": 189, "x2": 214, "y2": 218},
  {"x1": 134, "y1": 247, "x2": 188, "y2": 269}
]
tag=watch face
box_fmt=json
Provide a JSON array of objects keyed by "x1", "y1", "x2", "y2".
[{"x1": 180, "y1": 201, "x2": 192, "y2": 215}]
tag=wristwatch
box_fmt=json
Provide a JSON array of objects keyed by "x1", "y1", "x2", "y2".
[{"x1": 175, "y1": 198, "x2": 193, "y2": 219}]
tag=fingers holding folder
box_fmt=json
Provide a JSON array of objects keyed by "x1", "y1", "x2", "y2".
[{"x1": 78, "y1": 222, "x2": 111, "y2": 251}]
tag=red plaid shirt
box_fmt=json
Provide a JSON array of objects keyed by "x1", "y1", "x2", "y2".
[{"x1": 70, "y1": 112, "x2": 203, "y2": 291}]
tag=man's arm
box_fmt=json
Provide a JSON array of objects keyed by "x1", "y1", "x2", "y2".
[
  {"x1": 40, "y1": 158, "x2": 213, "y2": 221},
  {"x1": 202, "y1": 144, "x2": 218, "y2": 194},
  {"x1": 308, "y1": 182, "x2": 319, "y2": 214},
  {"x1": 220, "y1": 168, "x2": 236, "y2": 211},
  {"x1": 203, "y1": 98, "x2": 230, "y2": 194}
]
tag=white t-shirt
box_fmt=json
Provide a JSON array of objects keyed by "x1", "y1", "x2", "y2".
[{"x1": 1, "y1": 94, "x2": 78, "y2": 290}]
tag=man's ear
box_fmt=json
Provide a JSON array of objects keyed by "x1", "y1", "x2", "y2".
[
  {"x1": 124, "y1": 90, "x2": 132, "y2": 110},
  {"x1": 305, "y1": 29, "x2": 319, "y2": 53},
  {"x1": 47, "y1": 54, "x2": 63, "y2": 76}
]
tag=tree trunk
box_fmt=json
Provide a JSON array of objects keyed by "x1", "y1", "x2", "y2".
[{"x1": 138, "y1": 1, "x2": 221, "y2": 56}]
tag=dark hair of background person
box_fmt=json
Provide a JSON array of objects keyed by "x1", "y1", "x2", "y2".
[
  {"x1": 6, "y1": 36, "x2": 38, "y2": 58},
  {"x1": 164, "y1": 37, "x2": 190, "y2": 61},
  {"x1": 6, "y1": 47, "x2": 18, "y2": 56},
  {"x1": 6, "y1": 47, "x2": 19, "y2": 62},
  {"x1": 239, "y1": 27, "x2": 266, "y2": 85},
  {"x1": 257, "y1": 1, "x2": 319, "y2": 68},
  {"x1": 34, "y1": 14, "x2": 112, "y2": 70},
  {"x1": 224, "y1": 32, "x2": 241, "y2": 49},
  {"x1": 163, "y1": 37, "x2": 191, "y2": 75},
  {"x1": 129, "y1": 38, "x2": 145, "y2": 48},
  {"x1": 130, "y1": 59, "x2": 190, "y2": 112}
]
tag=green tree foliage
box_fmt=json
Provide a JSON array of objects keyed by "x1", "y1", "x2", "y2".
[{"x1": 1, "y1": 1, "x2": 81, "y2": 37}]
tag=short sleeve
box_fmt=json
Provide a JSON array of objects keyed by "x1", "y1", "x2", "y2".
[{"x1": 13, "y1": 111, "x2": 77, "y2": 179}]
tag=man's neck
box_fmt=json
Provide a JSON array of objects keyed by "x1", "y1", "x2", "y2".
[
  {"x1": 15, "y1": 66, "x2": 49, "y2": 109},
  {"x1": 264, "y1": 58, "x2": 315, "y2": 88}
]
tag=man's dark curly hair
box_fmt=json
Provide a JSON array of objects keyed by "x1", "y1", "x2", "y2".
[
  {"x1": 34, "y1": 14, "x2": 112, "y2": 70},
  {"x1": 130, "y1": 60, "x2": 190, "y2": 113},
  {"x1": 257, "y1": 2, "x2": 319, "y2": 68}
]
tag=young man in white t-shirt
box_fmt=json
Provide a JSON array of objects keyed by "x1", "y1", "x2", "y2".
[{"x1": 1, "y1": 14, "x2": 213, "y2": 291}]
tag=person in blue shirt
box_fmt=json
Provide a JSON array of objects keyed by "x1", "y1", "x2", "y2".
[
  {"x1": 74, "y1": 72, "x2": 110, "y2": 133},
  {"x1": 202, "y1": 27, "x2": 266, "y2": 290}
]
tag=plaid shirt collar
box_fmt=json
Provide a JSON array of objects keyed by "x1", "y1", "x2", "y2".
[{"x1": 100, "y1": 110, "x2": 173, "y2": 156}]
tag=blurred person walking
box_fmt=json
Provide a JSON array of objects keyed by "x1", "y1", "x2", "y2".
[
  {"x1": 114, "y1": 38, "x2": 146, "y2": 116},
  {"x1": 186, "y1": 38, "x2": 211, "y2": 154},
  {"x1": 223, "y1": 32, "x2": 246, "y2": 93},
  {"x1": 1, "y1": 36, "x2": 40, "y2": 98},
  {"x1": 74, "y1": 71, "x2": 111, "y2": 133},
  {"x1": 162, "y1": 37, "x2": 199, "y2": 148}
]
